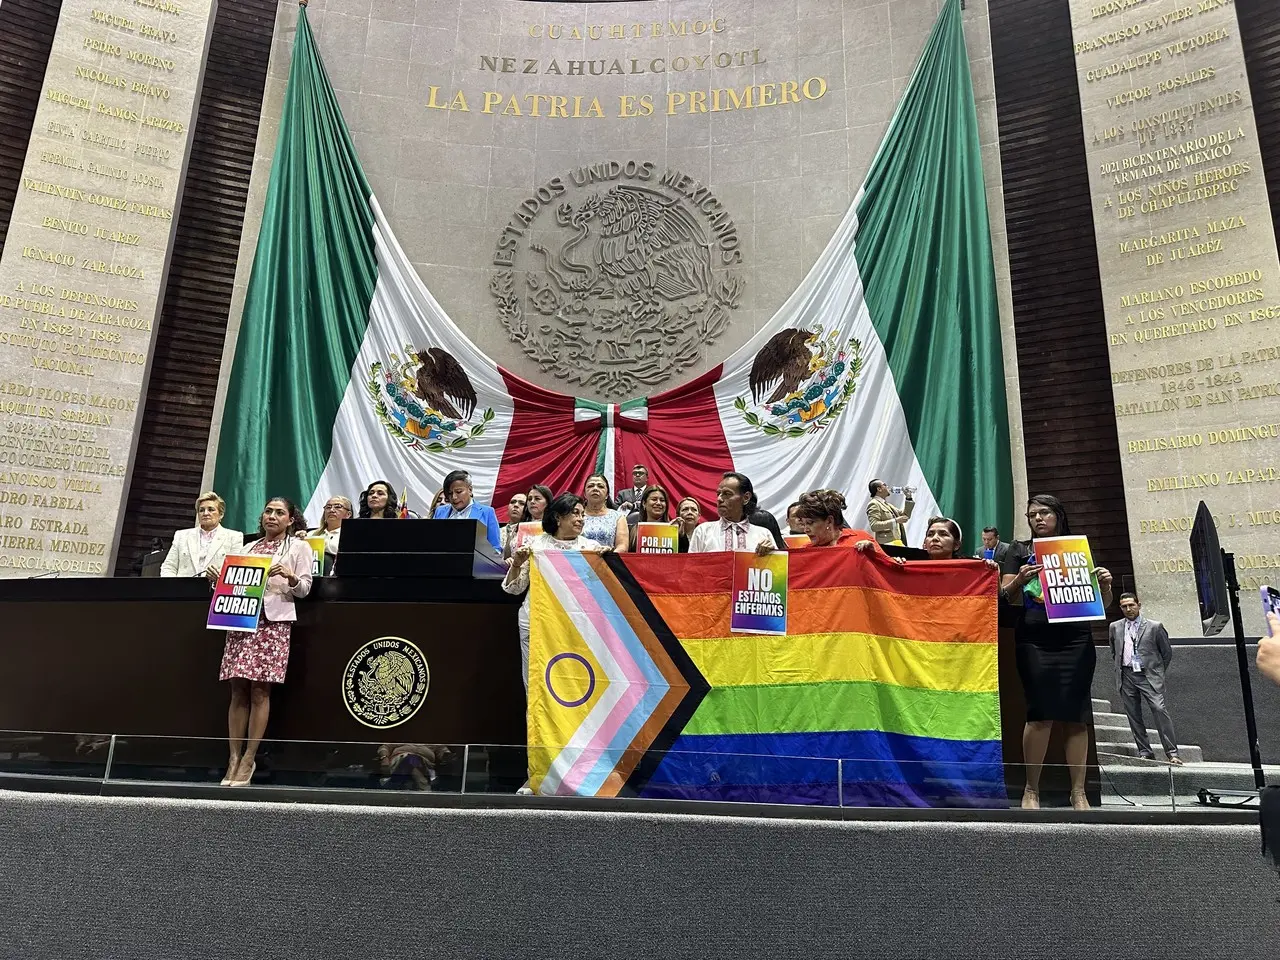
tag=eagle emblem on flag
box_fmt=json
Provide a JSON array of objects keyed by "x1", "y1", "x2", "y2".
[
  {"x1": 366, "y1": 344, "x2": 495, "y2": 453},
  {"x1": 734, "y1": 328, "x2": 864, "y2": 438}
]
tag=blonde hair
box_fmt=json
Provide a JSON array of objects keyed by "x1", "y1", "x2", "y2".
[{"x1": 194, "y1": 491, "x2": 226, "y2": 521}]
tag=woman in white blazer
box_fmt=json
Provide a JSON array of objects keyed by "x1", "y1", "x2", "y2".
[
  {"x1": 219, "y1": 496, "x2": 314, "y2": 786},
  {"x1": 161, "y1": 492, "x2": 243, "y2": 578}
]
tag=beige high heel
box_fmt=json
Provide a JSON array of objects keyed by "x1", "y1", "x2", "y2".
[
  {"x1": 229, "y1": 761, "x2": 256, "y2": 787},
  {"x1": 220, "y1": 758, "x2": 240, "y2": 786}
]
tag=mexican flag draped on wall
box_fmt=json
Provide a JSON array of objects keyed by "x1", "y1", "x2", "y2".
[{"x1": 215, "y1": 0, "x2": 1011, "y2": 545}]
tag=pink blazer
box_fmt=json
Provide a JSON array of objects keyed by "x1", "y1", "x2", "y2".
[{"x1": 242, "y1": 538, "x2": 314, "y2": 623}]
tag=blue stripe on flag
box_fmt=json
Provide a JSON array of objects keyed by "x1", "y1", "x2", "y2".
[{"x1": 639, "y1": 730, "x2": 1006, "y2": 808}]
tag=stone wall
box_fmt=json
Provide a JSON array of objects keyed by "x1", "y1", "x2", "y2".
[{"x1": 203, "y1": 0, "x2": 1025, "y2": 511}]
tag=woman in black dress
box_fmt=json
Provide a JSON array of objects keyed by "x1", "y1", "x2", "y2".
[{"x1": 1001, "y1": 495, "x2": 1113, "y2": 810}]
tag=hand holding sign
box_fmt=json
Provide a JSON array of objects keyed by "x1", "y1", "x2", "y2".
[
  {"x1": 1032, "y1": 537, "x2": 1107, "y2": 622},
  {"x1": 1013, "y1": 563, "x2": 1044, "y2": 588},
  {"x1": 636, "y1": 523, "x2": 678, "y2": 555},
  {"x1": 731, "y1": 552, "x2": 789, "y2": 635},
  {"x1": 207, "y1": 554, "x2": 273, "y2": 633},
  {"x1": 268, "y1": 560, "x2": 296, "y2": 585}
]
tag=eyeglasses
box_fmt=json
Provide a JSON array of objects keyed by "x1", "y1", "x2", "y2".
[
  {"x1": 1025, "y1": 509, "x2": 1054, "y2": 521},
  {"x1": 324, "y1": 503, "x2": 348, "y2": 511}
]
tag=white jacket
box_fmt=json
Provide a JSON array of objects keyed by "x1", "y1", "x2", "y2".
[{"x1": 161, "y1": 525, "x2": 244, "y2": 577}]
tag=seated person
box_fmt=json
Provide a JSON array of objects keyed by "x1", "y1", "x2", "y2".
[
  {"x1": 308, "y1": 496, "x2": 352, "y2": 574},
  {"x1": 688, "y1": 473, "x2": 774, "y2": 555},
  {"x1": 161, "y1": 491, "x2": 243, "y2": 579},
  {"x1": 785, "y1": 501, "x2": 809, "y2": 538},
  {"x1": 359, "y1": 480, "x2": 400, "y2": 519},
  {"x1": 676, "y1": 496, "x2": 702, "y2": 542}
]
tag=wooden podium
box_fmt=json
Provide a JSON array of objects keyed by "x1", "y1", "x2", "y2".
[{"x1": 0, "y1": 520, "x2": 525, "y2": 745}]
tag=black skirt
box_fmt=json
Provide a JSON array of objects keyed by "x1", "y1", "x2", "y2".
[{"x1": 1014, "y1": 621, "x2": 1096, "y2": 723}]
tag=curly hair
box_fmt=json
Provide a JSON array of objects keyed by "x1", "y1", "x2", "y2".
[
  {"x1": 544, "y1": 493, "x2": 586, "y2": 536},
  {"x1": 359, "y1": 480, "x2": 399, "y2": 519},
  {"x1": 795, "y1": 489, "x2": 848, "y2": 529}
]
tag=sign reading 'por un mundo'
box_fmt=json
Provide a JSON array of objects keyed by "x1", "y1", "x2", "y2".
[{"x1": 0, "y1": 0, "x2": 215, "y2": 577}]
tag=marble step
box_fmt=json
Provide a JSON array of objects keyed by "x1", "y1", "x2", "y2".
[
  {"x1": 1096, "y1": 740, "x2": 1203, "y2": 763},
  {"x1": 1100, "y1": 760, "x2": 1278, "y2": 801},
  {"x1": 1092, "y1": 698, "x2": 1112, "y2": 713}
]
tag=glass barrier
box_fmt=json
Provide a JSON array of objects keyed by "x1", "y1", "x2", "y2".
[
  {"x1": 104, "y1": 735, "x2": 470, "y2": 792},
  {"x1": 0, "y1": 730, "x2": 112, "y2": 781},
  {"x1": 0, "y1": 730, "x2": 1197, "y2": 811}
]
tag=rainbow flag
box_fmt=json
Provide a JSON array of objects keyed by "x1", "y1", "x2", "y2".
[{"x1": 527, "y1": 549, "x2": 1004, "y2": 807}]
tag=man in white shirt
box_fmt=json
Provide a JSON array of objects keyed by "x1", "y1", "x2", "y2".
[{"x1": 688, "y1": 472, "x2": 775, "y2": 555}]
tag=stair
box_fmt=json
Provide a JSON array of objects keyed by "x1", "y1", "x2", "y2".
[
  {"x1": 1097, "y1": 761, "x2": 1276, "y2": 804},
  {"x1": 1089, "y1": 698, "x2": 1200, "y2": 762},
  {"x1": 1096, "y1": 742, "x2": 1203, "y2": 764},
  {"x1": 1091, "y1": 695, "x2": 1226, "y2": 804}
]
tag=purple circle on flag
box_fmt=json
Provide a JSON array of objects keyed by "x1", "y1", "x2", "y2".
[{"x1": 544, "y1": 653, "x2": 595, "y2": 708}]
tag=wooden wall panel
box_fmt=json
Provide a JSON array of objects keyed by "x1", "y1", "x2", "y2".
[
  {"x1": 988, "y1": 0, "x2": 1135, "y2": 606},
  {"x1": 113, "y1": 0, "x2": 279, "y2": 571},
  {"x1": 0, "y1": 0, "x2": 61, "y2": 248}
]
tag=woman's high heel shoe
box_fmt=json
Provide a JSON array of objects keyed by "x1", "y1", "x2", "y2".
[{"x1": 220, "y1": 759, "x2": 240, "y2": 787}]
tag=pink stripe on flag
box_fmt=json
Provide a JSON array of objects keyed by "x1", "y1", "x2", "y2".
[{"x1": 548, "y1": 552, "x2": 648, "y2": 796}]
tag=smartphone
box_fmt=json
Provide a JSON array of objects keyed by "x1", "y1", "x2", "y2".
[{"x1": 1261, "y1": 585, "x2": 1280, "y2": 623}]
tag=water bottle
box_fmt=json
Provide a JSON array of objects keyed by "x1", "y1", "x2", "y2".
[{"x1": 890, "y1": 486, "x2": 915, "y2": 497}]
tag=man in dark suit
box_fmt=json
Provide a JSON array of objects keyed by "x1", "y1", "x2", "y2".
[
  {"x1": 616, "y1": 464, "x2": 649, "y2": 511},
  {"x1": 975, "y1": 526, "x2": 1010, "y2": 564},
  {"x1": 1108, "y1": 592, "x2": 1182, "y2": 764}
]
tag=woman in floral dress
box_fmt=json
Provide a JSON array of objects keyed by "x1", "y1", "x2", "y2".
[{"x1": 221, "y1": 496, "x2": 314, "y2": 786}]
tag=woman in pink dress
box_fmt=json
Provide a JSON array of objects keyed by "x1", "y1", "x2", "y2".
[{"x1": 220, "y1": 496, "x2": 314, "y2": 786}]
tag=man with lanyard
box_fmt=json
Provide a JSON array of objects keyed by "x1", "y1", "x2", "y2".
[{"x1": 1108, "y1": 592, "x2": 1181, "y2": 764}]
